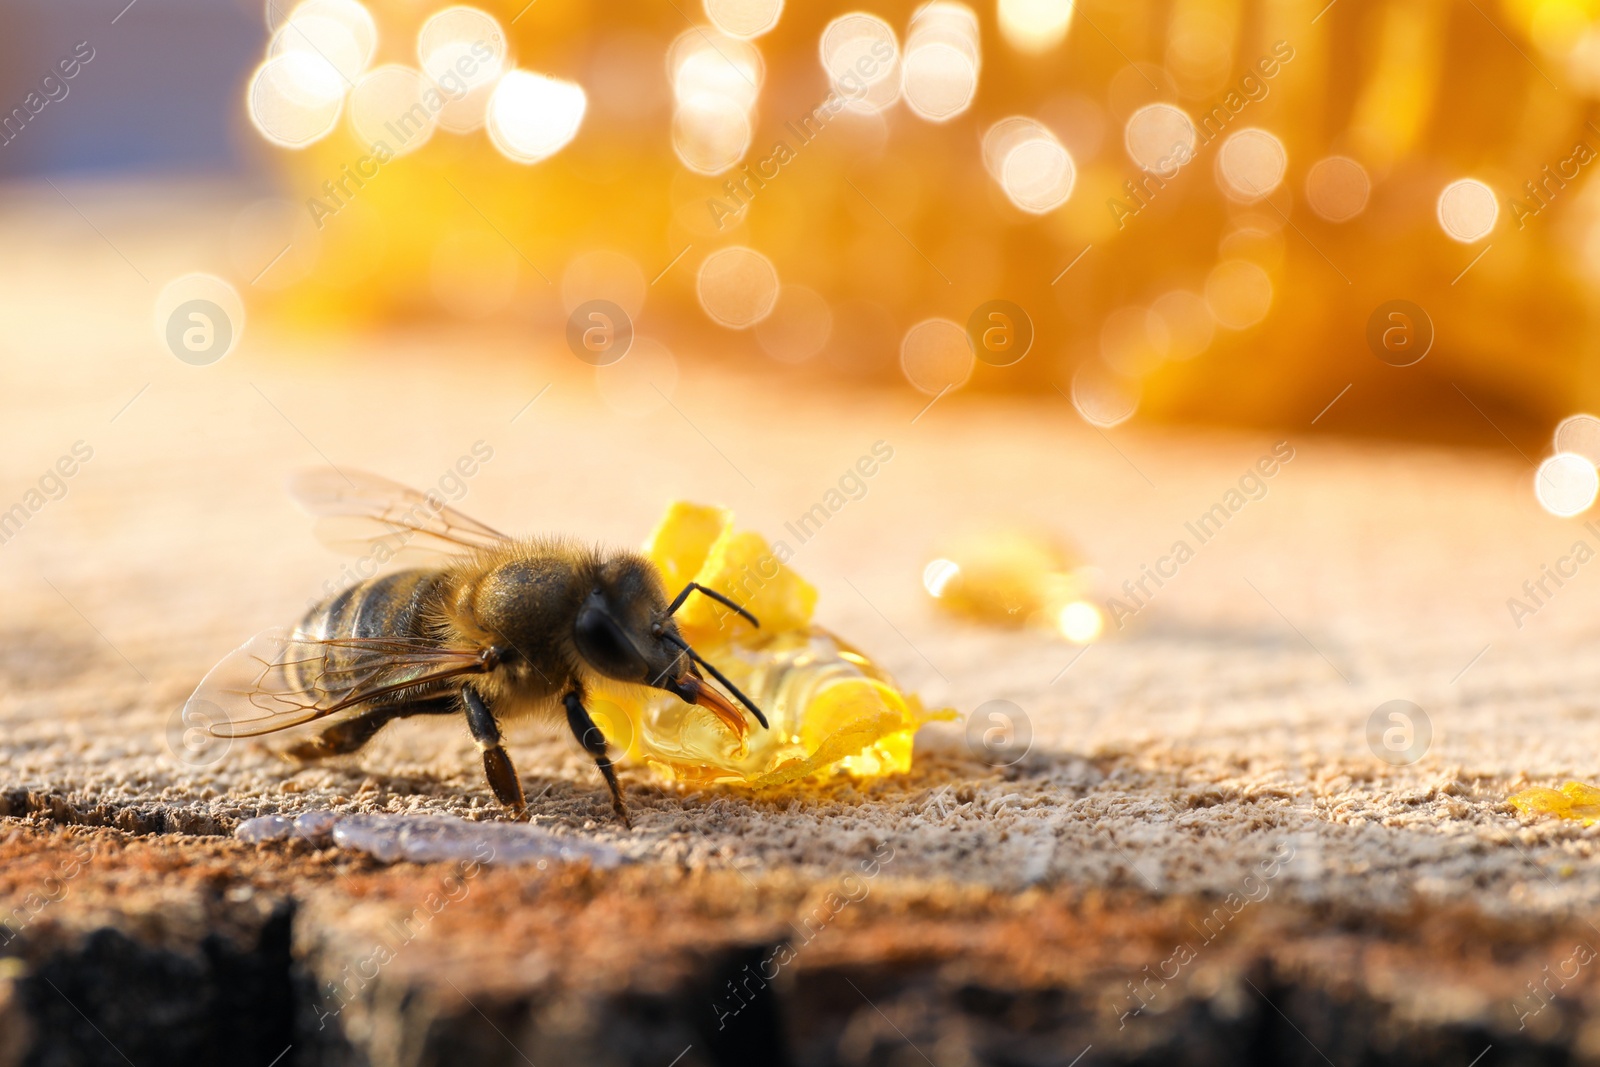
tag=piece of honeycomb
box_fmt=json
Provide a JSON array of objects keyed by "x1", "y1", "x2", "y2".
[{"x1": 591, "y1": 502, "x2": 949, "y2": 785}]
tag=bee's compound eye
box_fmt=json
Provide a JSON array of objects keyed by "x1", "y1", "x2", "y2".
[{"x1": 575, "y1": 598, "x2": 650, "y2": 681}]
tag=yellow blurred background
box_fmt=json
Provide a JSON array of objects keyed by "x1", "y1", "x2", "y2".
[{"x1": 8, "y1": 0, "x2": 1600, "y2": 447}]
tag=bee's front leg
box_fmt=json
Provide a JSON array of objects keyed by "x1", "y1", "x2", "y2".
[
  {"x1": 563, "y1": 689, "x2": 631, "y2": 829},
  {"x1": 462, "y1": 686, "x2": 527, "y2": 819}
]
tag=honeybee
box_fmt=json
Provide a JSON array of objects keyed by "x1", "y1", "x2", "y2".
[{"x1": 185, "y1": 469, "x2": 768, "y2": 827}]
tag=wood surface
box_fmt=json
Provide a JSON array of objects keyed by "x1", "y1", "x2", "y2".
[{"x1": 3, "y1": 189, "x2": 1600, "y2": 1065}]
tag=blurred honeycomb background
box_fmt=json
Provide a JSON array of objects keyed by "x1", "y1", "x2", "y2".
[{"x1": 4, "y1": 0, "x2": 1598, "y2": 445}]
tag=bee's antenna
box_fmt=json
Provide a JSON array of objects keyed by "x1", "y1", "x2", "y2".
[
  {"x1": 665, "y1": 582, "x2": 760, "y2": 628},
  {"x1": 661, "y1": 632, "x2": 770, "y2": 730}
]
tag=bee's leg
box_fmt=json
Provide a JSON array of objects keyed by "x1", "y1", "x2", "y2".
[
  {"x1": 562, "y1": 690, "x2": 631, "y2": 829},
  {"x1": 462, "y1": 686, "x2": 527, "y2": 819},
  {"x1": 285, "y1": 696, "x2": 457, "y2": 760}
]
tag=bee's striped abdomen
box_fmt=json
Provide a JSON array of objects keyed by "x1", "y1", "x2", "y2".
[{"x1": 292, "y1": 568, "x2": 450, "y2": 702}]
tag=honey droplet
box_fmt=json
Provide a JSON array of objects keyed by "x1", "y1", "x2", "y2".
[
  {"x1": 1509, "y1": 781, "x2": 1600, "y2": 825},
  {"x1": 924, "y1": 527, "x2": 1101, "y2": 642}
]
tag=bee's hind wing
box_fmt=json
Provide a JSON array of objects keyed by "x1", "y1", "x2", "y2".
[
  {"x1": 184, "y1": 628, "x2": 490, "y2": 739},
  {"x1": 289, "y1": 467, "x2": 512, "y2": 561}
]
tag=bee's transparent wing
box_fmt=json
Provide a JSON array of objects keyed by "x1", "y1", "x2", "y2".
[
  {"x1": 290, "y1": 468, "x2": 512, "y2": 562},
  {"x1": 186, "y1": 628, "x2": 489, "y2": 738}
]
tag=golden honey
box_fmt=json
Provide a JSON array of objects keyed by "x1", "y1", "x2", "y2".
[
  {"x1": 592, "y1": 502, "x2": 948, "y2": 786},
  {"x1": 1508, "y1": 781, "x2": 1600, "y2": 825},
  {"x1": 923, "y1": 527, "x2": 1104, "y2": 643}
]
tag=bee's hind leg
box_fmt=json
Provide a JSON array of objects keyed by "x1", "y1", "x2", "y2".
[
  {"x1": 285, "y1": 696, "x2": 457, "y2": 761},
  {"x1": 462, "y1": 686, "x2": 528, "y2": 819},
  {"x1": 563, "y1": 690, "x2": 631, "y2": 829}
]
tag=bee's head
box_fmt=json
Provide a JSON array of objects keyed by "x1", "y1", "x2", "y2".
[
  {"x1": 573, "y1": 554, "x2": 679, "y2": 685},
  {"x1": 573, "y1": 554, "x2": 768, "y2": 732}
]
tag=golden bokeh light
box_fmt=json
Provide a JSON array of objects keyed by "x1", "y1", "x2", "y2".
[
  {"x1": 226, "y1": 0, "x2": 1598, "y2": 444},
  {"x1": 1124, "y1": 103, "x2": 1196, "y2": 173},
  {"x1": 984, "y1": 117, "x2": 1074, "y2": 213},
  {"x1": 1057, "y1": 600, "x2": 1103, "y2": 643},
  {"x1": 1305, "y1": 156, "x2": 1371, "y2": 222},
  {"x1": 416, "y1": 6, "x2": 507, "y2": 134},
  {"x1": 1535, "y1": 453, "x2": 1600, "y2": 517},
  {"x1": 1555, "y1": 414, "x2": 1600, "y2": 465},
  {"x1": 981, "y1": 116, "x2": 1037, "y2": 175},
  {"x1": 1219, "y1": 214, "x2": 1286, "y2": 269},
  {"x1": 416, "y1": 6, "x2": 505, "y2": 68},
  {"x1": 265, "y1": 0, "x2": 377, "y2": 52},
  {"x1": 670, "y1": 30, "x2": 763, "y2": 110},
  {"x1": 486, "y1": 70, "x2": 587, "y2": 164},
  {"x1": 900, "y1": 318, "x2": 974, "y2": 394},
  {"x1": 1569, "y1": 26, "x2": 1600, "y2": 95},
  {"x1": 671, "y1": 30, "x2": 763, "y2": 174},
  {"x1": 269, "y1": 2, "x2": 373, "y2": 88},
  {"x1": 820, "y1": 13, "x2": 901, "y2": 113},
  {"x1": 998, "y1": 0, "x2": 1074, "y2": 54},
  {"x1": 902, "y1": 2, "x2": 981, "y2": 122},
  {"x1": 1070, "y1": 362, "x2": 1140, "y2": 427},
  {"x1": 246, "y1": 55, "x2": 345, "y2": 148},
  {"x1": 1215, "y1": 127, "x2": 1287, "y2": 202},
  {"x1": 672, "y1": 96, "x2": 753, "y2": 175},
  {"x1": 348, "y1": 65, "x2": 435, "y2": 154},
  {"x1": 922, "y1": 558, "x2": 961, "y2": 597},
  {"x1": 1002, "y1": 139, "x2": 1074, "y2": 212},
  {"x1": 1437, "y1": 178, "x2": 1498, "y2": 243},
  {"x1": 697, "y1": 246, "x2": 780, "y2": 328},
  {"x1": 705, "y1": 0, "x2": 784, "y2": 39}
]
